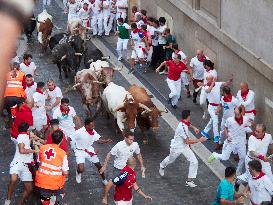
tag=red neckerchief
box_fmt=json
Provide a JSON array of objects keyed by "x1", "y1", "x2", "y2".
[
  {"x1": 36, "y1": 88, "x2": 43, "y2": 94},
  {"x1": 253, "y1": 171, "x2": 265, "y2": 180},
  {"x1": 207, "y1": 82, "x2": 215, "y2": 87},
  {"x1": 85, "y1": 127, "x2": 94, "y2": 135},
  {"x1": 235, "y1": 116, "x2": 243, "y2": 125},
  {"x1": 133, "y1": 28, "x2": 140, "y2": 34},
  {"x1": 175, "y1": 49, "x2": 181, "y2": 54},
  {"x1": 26, "y1": 81, "x2": 34, "y2": 88},
  {"x1": 60, "y1": 106, "x2": 70, "y2": 115},
  {"x1": 253, "y1": 133, "x2": 265, "y2": 140},
  {"x1": 24, "y1": 62, "x2": 30, "y2": 67},
  {"x1": 223, "y1": 94, "x2": 233, "y2": 102},
  {"x1": 181, "y1": 120, "x2": 191, "y2": 127},
  {"x1": 19, "y1": 132, "x2": 28, "y2": 135},
  {"x1": 83, "y1": 7, "x2": 88, "y2": 11},
  {"x1": 198, "y1": 55, "x2": 206, "y2": 62},
  {"x1": 49, "y1": 86, "x2": 56, "y2": 92},
  {"x1": 241, "y1": 89, "x2": 249, "y2": 101}
]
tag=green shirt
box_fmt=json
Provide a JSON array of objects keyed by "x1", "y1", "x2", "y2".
[
  {"x1": 165, "y1": 34, "x2": 176, "y2": 59},
  {"x1": 118, "y1": 23, "x2": 130, "y2": 39},
  {"x1": 213, "y1": 179, "x2": 235, "y2": 205}
]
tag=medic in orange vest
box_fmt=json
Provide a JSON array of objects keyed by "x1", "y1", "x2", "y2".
[{"x1": 35, "y1": 130, "x2": 69, "y2": 205}]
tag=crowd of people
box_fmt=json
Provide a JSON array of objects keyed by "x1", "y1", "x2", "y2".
[{"x1": 2, "y1": 0, "x2": 273, "y2": 204}]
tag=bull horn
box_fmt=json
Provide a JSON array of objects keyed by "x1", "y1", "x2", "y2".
[
  {"x1": 113, "y1": 66, "x2": 122, "y2": 71},
  {"x1": 61, "y1": 55, "x2": 67, "y2": 61},
  {"x1": 88, "y1": 59, "x2": 94, "y2": 63},
  {"x1": 93, "y1": 81, "x2": 105, "y2": 84},
  {"x1": 158, "y1": 107, "x2": 168, "y2": 113},
  {"x1": 75, "y1": 53, "x2": 82, "y2": 56},
  {"x1": 72, "y1": 83, "x2": 81, "y2": 89},
  {"x1": 101, "y1": 56, "x2": 110, "y2": 60},
  {"x1": 138, "y1": 103, "x2": 152, "y2": 112}
]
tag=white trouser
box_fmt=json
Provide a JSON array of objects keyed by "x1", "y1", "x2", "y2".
[
  {"x1": 213, "y1": 140, "x2": 246, "y2": 175},
  {"x1": 115, "y1": 199, "x2": 132, "y2": 205},
  {"x1": 117, "y1": 38, "x2": 129, "y2": 58},
  {"x1": 107, "y1": 13, "x2": 116, "y2": 32},
  {"x1": 91, "y1": 13, "x2": 103, "y2": 35},
  {"x1": 219, "y1": 116, "x2": 228, "y2": 144},
  {"x1": 181, "y1": 72, "x2": 189, "y2": 86},
  {"x1": 200, "y1": 87, "x2": 208, "y2": 112},
  {"x1": 203, "y1": 104, "x2": 219, "y2": 142},
  {"x1": 160, "y1": 146, "x2": 198, "y2": 179},
  {"x1": 237, "y1": 155, "x2": 273, "y2": 183},
  {"x1": 116, "y1": 12, "x2": 127, "y2": 21},
  {"x1": 103, "y1": 14, "x2": 110, "y2": 35},
  {"x1": 166, "y1": 78, "x2": 181, "y2": 106}
]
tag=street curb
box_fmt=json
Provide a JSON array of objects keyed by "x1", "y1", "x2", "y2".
[{"x1": 91, "y1": 38, "x2": 226, "y2": 180}]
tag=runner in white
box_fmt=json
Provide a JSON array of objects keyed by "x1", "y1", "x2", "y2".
[
  {"x1": 201, "y1": 75, "x2": 232, "y2": 146},
  {"x1": 20, "y1": 53, "x2": 38, "y2": 77},
  {"x1": 116, "y1": 17, "x2": 131, "y2": 61},
  {"x1": 90, "y1": 0, "x2": 103, "y2": 36},
  {"x1": 159, "y1": 110, "x2": 207, "y2": 188},
  {"x1": 4, "y1": 122, "x2": 35, "y2": 205},
  {"x1": 99, "y1": 131, "x2": 145, "y2": 176},
  {"x1": 208, "y1": 106, "x2": 251, "y2": 175},
  {"x1": 245, "y1": 160, "x2": 273, "y2": 205},
  {"x1": 45, "y1": 79, "x2": 63, "y2": 117},
  {"x1": 63, "y1": 0, "x2": 81, "y2": 21},
  {"x1": 53, "y1": 98, "x2": 82, "y2": 147},
  {"x1": 217, "y1": 86, "x2": 239, "y2": 146},
  {"x1": 78, "y1": 2, "x2": 91, "y2": 29},
  {"x1": 101, "y1": 0, "x2": 111, "y2": 36},
  {"x1": 25, "y1": 74, "x2": 37, "y2": 101},
  {"x1": 236, "y1": 82, "x2": 255, "y2": 133},
  {"x1": 116, "y1": 0, "x2": 128, "y2": 21},
  {"x1": 73, "y1": 118, "x2": 112, "y2": 184},
  {"x1": 237, "y1": 124, "x2": 273, "y2": 184}
]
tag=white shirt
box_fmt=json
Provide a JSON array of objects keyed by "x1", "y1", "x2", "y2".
[
  {"x1": 131, "y1": 30, "x2": 145, "y2": 48},
  {"x1": 116, "y1": 0, "x2": 128, "y2": 13},
  {"x1": 172, "y1": 50, "x2": 187, "y2": 61},
  {"x1": 53, "y1": 106, "x2": 77, "y2": 132},
  {"x1": 78, "y1": 7, "x2": 90, "y2": 20},
  {"x1": 220, "y1": 96, "x2": 239, "y2": 119},
  {"x1": 236, "y1": 89, "x2": 255, "y2": 112},
  {"x1": 170, "y1": 121, "x2": 189, "y2": 150},
  {"x1": 32, "y1": 91, "x2": 46, "y2": 118},
  {"x1": 248, "y1": 134, "x2": 273, "y2": 157},
  {"x1": 110, "y1": 140, "x2": 140, "y2": 169},
  {"x1": 73, "y1": 127, "x2": 101, "y2": 154},
  {"x1": 90, "y1": 0, "x2": 102, "y2": 14},
  {"x1": 45, "y1": 87, "x2": 63, "y2": 112},
  {"x1": 136, "y1": 20, "x2": 144, "y2": 29},
  {"x1": 189, "y1": 56, "x2": 208, "y2": 80},
  {"x1": 157, "y1": 25, "x2": 167, "y2": 45},
  {"x1": 25, "y1": 82, "x2": 37, "y2": 100},
  {"x1": 12, "y1": 133, "x2": 33, "y2": 163},
  {"x1": 205, "y1": 82, "x2": 224, "y2": 104},
  {"x1": 67, "y1": 2, "x2": 80, "y2": 20},
  {"x1": 225, "y1": 116, "x2": 249, "y2": 144},
  {"x1": 102, "y1": 0, "x2": 110, "y2": 16},
  {"x1": 204, "y1": 69, "x2": 217, "y2": 85},
  {"x1": 248, "y1": 174, "x2": 273, "y2": 204},
  {"x1": 20, "y1": 62, "x2": 36, "y2": 76},
  {"x1": 149, "y1": 26, "x2": 159, "y2": 46}
]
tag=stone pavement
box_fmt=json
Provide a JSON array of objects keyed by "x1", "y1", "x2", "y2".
[{"x1": 0, "y1": 1, "x2": 230, "y2": 204}]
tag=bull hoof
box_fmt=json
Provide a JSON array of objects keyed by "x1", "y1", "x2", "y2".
[{"x1": 143, "y1": 139, "x2": 148, "y2": 145}]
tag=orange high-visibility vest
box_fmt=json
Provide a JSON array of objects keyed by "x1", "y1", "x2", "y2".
[
  {"x1": 4, "y1": 70, "x2": 26, "y2": 98},
  {"x1": 35, "y1": 144, "x2": 67, "y2": 190}
]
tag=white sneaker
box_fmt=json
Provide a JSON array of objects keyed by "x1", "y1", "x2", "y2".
[
  {"x1": 159, "y1": 167, "x2": 164, "y2": 177},
  {"x1": 202, "y1": 112, "x2": 207, "y2": 120},
  {"x1": 76, "y1": 171, "x2": 82, "y2": 184},
  {"x1": 118, "y1": 56, "x2": 123, "y2": 61},
  {"x1": 4, "y1": 200, "x2": 11, "y2": 205},
  {"x1": 185, "y1": 180, "x2": 197, "y2": 188},
  {"x1": 102, "y1": 179, "x2": 108, "y2": 186}
]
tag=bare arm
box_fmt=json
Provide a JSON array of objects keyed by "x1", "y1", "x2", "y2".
[
  {"x1": 100, "y1": 152, "x2": 112, "y2": 174},
  {"x1": 51, "y1": 97, "x2": 61, "y2": 110},
  {"x1": 74, "y1": 115, "x2": 82, "y2": 129},
  {"x1": 136, "y1": 153, "x2": 144, "y2": 169},
  {"x1": 205, "y1": 81, "x2": 215, "y2": 93},
  {"x1": 133, "y1": 183, "x2": 152, "y2": 201},
  {"x1": 96, "y1": 138, "x2": 112, "y2": 144},
  {"x1": 19, "y1": 143, "x2": 35, "y2": 154},
  {"x1": 155, "y1": 61, "x2": 167, "y2": 73}
]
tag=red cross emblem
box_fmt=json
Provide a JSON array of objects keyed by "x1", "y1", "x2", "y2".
[{"x1": 44, "y1": 148, "x2": 56, "y2": 160}]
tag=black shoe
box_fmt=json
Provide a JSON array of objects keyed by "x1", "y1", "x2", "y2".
[
  {"x1": 193, "y1": 98, "x2": 197, "y2": 104},
  {"x1": 171, "y1": 105, "x2": 177, "y2": 109},
  {"x1": 168, "y1": 97, "x2": 172, "y2": 104}
]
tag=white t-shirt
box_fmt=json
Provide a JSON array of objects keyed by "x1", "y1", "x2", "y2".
[
  {"x1": 204, "y1": 69, "x2": 217, "y2": 84},
  {"x1": 110, "y1": 140, "x2": 140, "y2": 169},
  {"x1": 220, "y1": 96, "x2": 239, "y2": 119},
  {"x1": 78, "y1": 7, "x2": 90, "y2": 20},
  {"x1": 25, "y1": 82, "x2": 37, "y2": 100},
  {"x1": 248, "y1": 134, "x2": 273, "y2": 157},
  {"x1": 45, "y1": 87, "x2": 63, "y2": 112},
  {"x1": 73, "y1": 127, "x2": 101, "y2": 154},
  {"x1": 32, "y1": 92, "x2": 46, "y2": 118},
  {"x1": 205, "y1": 82, "x2": 224, "y2": 104},
  {"x1": 236, "y1": 89, "x2": 255, "y2": 112},
  {"x1": 102, "y1": 0, "x2": 110, "y2": 16},
  {"x1": 189, "y1": 56, "x2": 208, "y2": 80},
  {"x1": 170, "y1": 121, "x2": 189, "y2": 150},
  {"x1": 149, "y1": 26, "x2": 159, "y2": 46},
  {"x1": 172, "y1": 50, "x2": 187, "y2": 61},
  {"x1": 116, "y1": 0, "x2": 128, "y2": 13},
  {"x1": 136, "y1": 20, "x2": 144, "y2": 29},
  {"x1": 131, "y1": 30, "x2": 145, "y2": 48},
  {"x1": 67, "y1": 2, "x2": 80, "y2": 20},
  {"x1": 12, "y1": 133, "x2": 33, "y2": 163},
  {"x1": 157, "y1": 25, "x2": 167, "y2": 45},
  {"x1": 225, "y1": 116, "x2": 249, "y2": 144},
  {"x1": 248, "y1": 174, "x2": 273, "y2": 204},
  {"x1": 20, "y1": 62, "x2": 36, "y2": 76},
  {"x1": 53, "y1": 106, "x2": 77, "y2": 132},
  {"x1": 90, "y1": 0, "x2": 102, "y2": 14}
]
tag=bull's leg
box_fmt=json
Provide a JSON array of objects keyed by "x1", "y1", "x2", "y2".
[{"x1": 57, "y1": 63, "x2": 62, "y2": 79}]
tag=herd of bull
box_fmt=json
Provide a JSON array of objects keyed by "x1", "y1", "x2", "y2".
[{"x1": 23, "y1": 9, "x2": 168, "y2": 142}]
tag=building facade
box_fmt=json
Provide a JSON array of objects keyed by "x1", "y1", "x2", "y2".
[{"x1": 132, "y1": 0, "x2": 273, "y2": 131}]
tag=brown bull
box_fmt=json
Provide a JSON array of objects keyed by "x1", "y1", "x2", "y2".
[
  {"x1": 38, "y1": 18, "x2": 53, "y2": 51},
  {"x1": 128, "y1": 84, "x2": 168, "y2": 143}
]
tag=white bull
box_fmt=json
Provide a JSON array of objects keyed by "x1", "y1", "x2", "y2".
[
  {"x1": 67, "y1": 18, "x2": 86, "y2": 40},
  {"x1": 37, "y1": 9, "x2": 53, "y2": 44},
  {"x1": 102, "y1": 82, "x2": 151, "y2": 132}
]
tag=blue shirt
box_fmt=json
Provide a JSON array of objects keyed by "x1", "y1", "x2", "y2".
[{"x1": 213, "y1": 179, "x2": 235, "y2": 205}]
